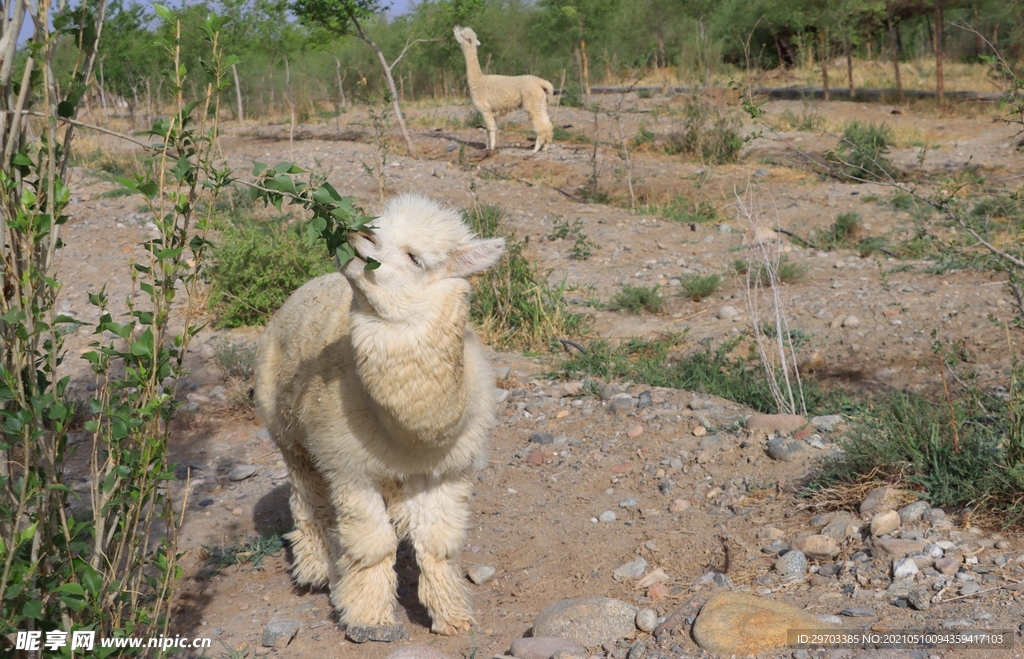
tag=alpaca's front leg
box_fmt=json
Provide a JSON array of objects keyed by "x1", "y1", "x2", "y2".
[
  {"x1": 398, "y1": 476, "x2": 475, "y2": 635},
  {"x1": 482, "y1": 111, "x2": 498, "y2": 150},
  {"x1": 330, "y1": 481, "x2": 399, "y2": 626}
]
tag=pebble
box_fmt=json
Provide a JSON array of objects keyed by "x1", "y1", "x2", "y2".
[
  {"x1": 346, "y1": 624, "x2": 409, "y2": 643},
  {"x1": 934, "y1": 556, "x2": 960, "y2": 576},
  {"x1": 599, "y1": 511, "x2": 617, "y2": 523},
  {"x1": 810, "y1": 414, "x2": 843, "y2": 432},
  {"x1": 384, "y1": 646, "x2": 454, "y2": 659},
  {"x1": 231, "y1": 507, "x2": 244, "y2": 516},
  {"x1": 256, "y1": 427, "x2": 272, "y2": 441},
  {"x1": 757, "y1": 527, "x2": 785, "y2": 540},
  {"x1": 839, "y1": 607, "x2": 876, "y2": 617},
  {"x1": 637, "y1": 568, "x2": 669, "y2": 588},
  {"x1": 692, "y1": 425, "x2": 707, "y2": 437},
  {"x1": 619, "y1": 498, "x2": 638, "y2": 508},
  {"x1": 717, "y1": 306, "x2": 740, "y2": 320},
  {"x1": 529, "y1": 432, "x2": 555, "y2": 444},
  {"x1": 668, "y1": 499, "x2": 691, "y2": 513},
  {"x1": 792, "y1": 534, "x2": 839, "y2": 560},
  {"x1": 625, "y1": 424, "x2": 643, "y2": 438},
  {"x1": 907, "y1": 588, "x2": 931, "y2": 611},
  {"x1": 746, "y1": 413, "x2": 808, "y2": 434},
  {"x1": 261, "y1": 619, "x2": 302, "y2": 648},
  {"x1": 229, "y1": 464, "x2": 257, "y2": 481},
  {"x1": 775, "y1": 550, "x2": 807, "y2": 577},
  {"x1": 841, "y1": 315, "x2": 860, "y2": 327},
  {"x1": 613, "y1": 557, "x2": 648, "y2": 580},
  {"x1": 510, "y1": 637, "x2": 586, "y2": 659},
  {"x1": 959, "y1": 582, "x2": 982, "y2": 596},
  {"x1": 898, "y1": 501, "x2": 930, "y2": 524},
  {"x1": 495, "y1": 389, "x2": 510, "y2": 404},
  {"x1": 892, "y1": 557, "x2": 919, "y2": 579},
  {"x1": 767, "y1": 437, "x2": 808, "y2": 462},
  {"x1": 626, "y1": 640, "x2": 647, "y2": 659},
  {"x1": 531, "y1": 597, "x2": 638, "y2": 647},
  {"x1": 995, "y1": 540, "x2": 1011, "y2": 550},
  {"x1": 923, "y1": 508, "x2": 947, "y2": 523},
  {"x1": 608, "y1": 394, "x2": 637, "y2": 413},
  {"x1": 635, "y1": 608, "x2": 658, "y2": 633},
  {"x1": 271, "y1": 468, "x2": 289, "y2": 480},
  {"x1": 870, "y1": 510, "x2": 901, "y2": 537},
  {"x1": 861, "y1": 486, "x2": 902, "y2": 515},
  {"x1": 466, "y1": 564, "x2": 496, "y2": 584}
]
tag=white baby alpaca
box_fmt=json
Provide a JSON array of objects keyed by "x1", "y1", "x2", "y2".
[
  {"x1": 255, "y1": 194, "x2": 504, "y2": 635},
  {"x1": 454, "y1": 25, "x2": 555, "y2": 152}
]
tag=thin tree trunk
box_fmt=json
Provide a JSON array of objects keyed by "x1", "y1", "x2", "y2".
[
  {"x1": 98, "y1": 59, "x2": 110, "y2": 123},
  {"x1": 774, "y1": 34, "x2": 786, "y2": 69},
  {"x1": 333, "y1": 55, "x2": 346, "y2": 108},
  {"x1": 888, "y1": 15, "x2": 903, "y2": 102},
  {"x1": 145, "y1": 77, "x2": 152, "y2": 124},
  {"x1": 935, "y1": 2, "x2": 945, "y2": 108},
  {"x1": 581, "y1": 39, "x2": 591, "y2": 95},
  {"x1": 820, "y1": 31, "x2": 829, "y2": 101},
  {"x1": 973, "y1": 5, "x2": 983, "y2": 57},
  {"x1": 232, "y1": 63, "x2": 244, "y2": 122},
  {"x1": 846, "y1": 34, "x2": 854, "y2": 98},
  {"x1": 349, "y1": 12, "x2": 416, "y2": 156}
]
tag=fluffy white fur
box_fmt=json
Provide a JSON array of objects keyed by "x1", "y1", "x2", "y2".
[
  {"x1": 255, "y1": 194, "x2": 504, "y2": 635},
  {"x1": 454, "y1": 25, "x2": 555, "y2": 152}
]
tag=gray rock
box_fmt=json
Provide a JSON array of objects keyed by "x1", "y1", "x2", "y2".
[
  {"x1": 619, "y1": 498, "x2": 638, "y2": 508},
  {"x1": 753, "y1": 168, "x2": 770, "y2": 177},
  {"x1": 810, "y1": 415, "x2": 843, "y2": 432},
  {"x1": 256, "y1": 427, "x2": 272, "y2": 441},
  {"x1": 822, "y1": 515, "x2": 861, "y2": 541},
  {"x1": 898, "y1": 501, "x2": 930, "y2": 524},
  {"x1": 608, "y1": 394, "x2": 637, "y2": 413},
  {"x1": 907, "y1": 589, "x2": 931, "y2": 611},
  {"x1": 384, "y1": 646, "x2": 455, "y2": 659},
  {"x1": 599, "y1": 510, "x2": 617, "y2": 523},
  {"x1": 839, "y1": 607, "x2": 876, "y2": 617},
  {"x1": 530, "y1": 432, "x2": 555, "y2": 444},
  {"x1": 229, "y1": 464, "x2": 257, "y2": 481},
  {"x1": 697, "y1": 434, "x2": 723, "y2": 449},
  {"x1": 600, "y1": 384, "x2": 622, "y2": 401},
  {"x1": 467, "y1": 564, "x2": 496, "y2": 584},
  {"x1": 767, "y1": 437, "x2": 808, "y2": 462},
  {"x1": 346, "y1": 624, "x2": 409, "y2": 643},
  {"x1": 626, "y1": 640, "x2": 647, "y2": 659},
  {"x1": 923, "y1": 508, "x2": 946, "y2": 523},
  {"x1": 860, "y1": 486, "x2": 901, "y2": 515},
  {"x1": 261, "y1": 619, "x2": 301, "y2": 648},
  {"x1": 817, "y1": 614, "x2": 844, "y2": 626},
  {"x1": 893, "y1": 557, "x2": 919, "y2": 579},
  {"x1": 613, "y1": 557, "x2": 648, "y2": 580},
  {"x1": 959, "y1": 582, "x2": 982, "y2": 596},
  {"x1": 635, "y1": 608, "x2": 658, "y2": 633},
  {"x1": 637, "y1": 391, "x2": 653, "y2": 408},
  {"x1": 510, "y1": 637, "x2": 587, "y2": 659},
  {"x1": 532, "y1": 597, "x2": 639, "y2": 647},
  {"x1": 775, "y1": 550, "x2": 807, "y2": 577},
  {"x1": 495, "y1": 388, "x2": 510, "y2": 404},
  {"x1": 716, "y1": 305, "x2": 740, "y2": 320}
]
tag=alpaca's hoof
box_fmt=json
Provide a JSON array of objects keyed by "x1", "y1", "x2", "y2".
[{"x1": 431, "y1": 618, "x2": 473, "y2": 636}]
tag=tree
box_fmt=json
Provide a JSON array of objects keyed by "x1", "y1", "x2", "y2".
[{"x1": 291, "y1": 0, "x2": 420, "y2": 155}]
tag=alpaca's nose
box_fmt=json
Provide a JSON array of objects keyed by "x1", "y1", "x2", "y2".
[{"x1": 356, "y1": 229, "x2": 378, "y2": 246}]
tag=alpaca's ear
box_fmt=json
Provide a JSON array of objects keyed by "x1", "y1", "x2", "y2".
[
  {"x1": 446, "y1": 238, "x2": 505, "y2": 278},
  {"x1": 453, "y1": 26, "x2": 463, "y2": 40}
]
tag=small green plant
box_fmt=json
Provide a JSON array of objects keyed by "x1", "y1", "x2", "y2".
[
  {"x1": 207, "y1": 218, "x2": 335, "y2": 327},
  {"x1": 611, "y1": 284, "x2": 664, "y2": 314},
  {"x1": 465, "y1": 205, "x2": 588, "y2": 349},
  {"x1": 559, "y1": 83, "x2": 585, "y2": 108},
  {"x1": 663, "y1": 98, "x2": 742, "y2": 165},
  {"x1": 818, "y1": 212, "x2": 861, "y2": 249},
  {"x1": 637, "y1": 88, "x2": 652, "y2": 99},
  {"x1": 466, "y1": 109, "x2": 486, "y2": 128},
  {"x1": 202, "y1": 533, "x2": 285, "y2": 575},
  {"x1": 776, "y1": 107, "x2": 825, "y2": 131},
  {"x1": 548, "y1": 216, "x2": 599, "y2": 260},
  {"x1": 734, "y1": 257, "x2": 807, "y2": 285},
  {"x1": 98, "y1": 185, "x2": 140, "y2": 199},
  {"x1": 640, "y1": 195, "x2": 717, "y2": 223},
  {"x1": 631, "y1": 125, "x2": 655, "y2": 149},
  {"x1": 213, "y1": 340, "x2": 259, "y2": 380},
  {"x1": 680, "y1": 273, "x2": 722, "y2": 301},
  {"x1": 826, "y1": 121, "x2": 894, "y2": 181}
]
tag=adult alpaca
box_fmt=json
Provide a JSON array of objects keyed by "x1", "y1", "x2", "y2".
[
  {"x1": 454, "y1": 25, "x2": 555, "y2": 152},
  {"x1": 255, "y1": 194, "x2": 504, "y2": 635}
]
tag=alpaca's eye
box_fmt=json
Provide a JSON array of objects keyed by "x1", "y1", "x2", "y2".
[{"x1": 408, "y1": 253, "x2": 422, "y2": 267}]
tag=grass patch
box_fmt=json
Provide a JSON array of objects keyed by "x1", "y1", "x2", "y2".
[
  {"x1": 818, "y1": 212, "x2": 861, "y2": 250},
  {"x1": 680, "y1": 274, "x2": 722, "y2": 301},
  {"x1": 639, "y1": 195, "x2": 717, "y2": 223},
  {"x1": 213, "y1": 340, "x2": 258, "y2": 380},
  {"x1": 557, "y1": 335, "x2": 839, "y2": 415},
  {"x1": 826, "y1": 121, "x2": 894, "y2": 181},
  {"x1": 774, "y1": 107, "x2": 826, "y2": 131},
  {"x1": 733, "y1": 257, "x2": 807, "y2": 285},
  {"x1": 547, "y1": 216, "x2": 599, "y2": 260},
  {"x1": 201, "y1": 533, "x2": 284, "y2": 575},
  {"x1": 98, "y1": 186, "x2": 138, "y2": 199},
  {"x1": 207, "y1": 216, "x2": 334, "y2": 328},
  {"x1": 811, "y1": 366, "x2": 1024, "y2": 525},
  {"x1": 610, "y1": 284, "x2": 664, "y2": 314},
  {"x1": 663, "y1": 99, "x2": 742, "y2": 165},
  {"x1": 71, "y1": 147, "x2": 148, "y2": 181},
  {"x1": 465, "y1": 205, "x2": 588, "y2": 350},
  {"x1": 631, "y1": 125, "x2": 656, "y2": 149}
]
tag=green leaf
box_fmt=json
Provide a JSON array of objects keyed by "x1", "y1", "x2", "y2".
[
  {"x1": 365, "y1": 257, "x2": 381, "y2": 271},
  {"x1": 11, "y1": 153, "x2": 32, "y2": 167},
  {"x1": 22, "y1": 599, "x2": 42, "y2": 619},
  {"x1": 81, "y1": 564, "x2": 103, "y2": 592},
  {"x1": 57, "y1": 100, "x2": 76, "y2": 118},
  {"x1": 153, "y1": 4, "x2": 172, "y2": 21},
  {"x1": 55, "y1": 583, "x2": 86, "y2": 596}
]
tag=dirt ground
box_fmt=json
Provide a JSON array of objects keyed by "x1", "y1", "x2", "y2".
[{"x1": 56, "y1": 94, "x2": 1024, "y2": 659}]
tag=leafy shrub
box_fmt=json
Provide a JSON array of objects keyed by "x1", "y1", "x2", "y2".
[
  {"x1": 611, "y1": 284, "x2": 664, "y2": 314},
  {"x1": 818, "y1": 212, "x2": 861, "y2": 249},
  {"x1": 631, "y1": 125, "x2": 656, "y2": 149},
  {"x1": 466, "y1": 109, "x2": 486, "y2": 128},
  {"x1": 637, "y1": 88, "x2": 652, "y2": 99},
  {"x1": 827, "y1": 121, "x2": 894, "y2": 181},
  {"x1": 681, "y1": 274, "x2": 722, "y2": 301},
  {"x1": 639, "y1": 195, "x2": 717, "y2": 223},
  {"x1": 734, "y1": 257, "x2": 807, "y2": 285},
  {"x1": 465, "y1": 205, "x2": 588, "y2": 349},
  {"x1": 213, "y1": 339, "x2": 259, "y2": 380},
  {"x1": 559, "y1": 83, "x2": 585, "y2": 108},
  {"x1": 208, "y1": 218, "x2": 334, "y2": 327},
  {"x1": 663, "y1": 99, "x2": 742, "y2": 165},
  {"x1": 548, "y1": 216, "x2": 599, "y2": 260}
]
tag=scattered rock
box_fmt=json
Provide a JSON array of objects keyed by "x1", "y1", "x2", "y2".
[
  {"x1": 668, "y1": 499, "x2": 691, "y2": 513},
  {"x1": 893, "y1": 557, "x2": 919, "y2": 579},
  {"x1": 229, "y1": 464, "x2": 257, "y2": 481},
  {"x1": 619, "y1": 497, "x2": 638, "y2": 508},
  {"x1": 531, "y1": 597, "x2": 638, "y2": 647},
  {"x1": 613, "y1": 557, "x2": 648, "y2": 580},
  {"x1": 995, "y1": 540, "x2": 1012, "y2": 550},
  {"x1": 809, "y1": 414, "x2": 843, "y2": 432},
  {"x1": 626, "y1": 640, "x2": 646, "y2": 659},
  {"x1": 510, "y1": 637, "x2": 587, "y2": 659},
  {"x1": 529, "y1": 432, "x2": 555, "y2": 444},
  {"x1": 792, "y1": 534, "x2": 840, "y2": 560},
  {"x1": 839, "y1": 608, "x2": 876, "y2": 617},
  {"x1": 747, "y1": 413, "x2": 808, "y2": 434},
  {"x1": 842, "y1": 315, "x2": 861, "y2": 327},
  {"x1": 898, "y1": 501, "x2": 930, "y2": 525},
  {"x1": 907, "y1": 589, "x2": 931, "y2": 611},
  {"x1": 692, "y1": 425, "x2": 708, "y2": 437},
  {"x1": 876, "y1": 538, "x2": 926, "y2": 559},
  {"x1": 822, "y1": 515, "x2": 861, "y2": 541},
  {"x1": 767, "y1": 437, "x2": 808, "y2": 462},
  {"x1": 261, "y1": 619, "x2": 301, "y2": 648},
  {"x1": 346, "y1": 624, "x2": 409, "y2": 643},
  {"x1": 871, "y1": 510, "x2": 901, "y2": 537},
  {"x1": 625, "y1": 424, "x2": 644, "y2": 438},
  {"x1": 637, "y1": 568, "x2": 669, "y2": 588},
  {"x1": 934, "y1": 556, "x2": 960, "y2": 576},
  {"x1": 270, "y1": 468, "x2": 289, "y2": 480},
  {"x1": 775, "y1": 550, "x2": 807, "y2": 577},
  {"x1": 467, "y1": 564, "x2": 496, "y2": 585},
  {"x1": 635, "y1": 608, "x2": 658, "y2": 633},
  {"x1": 385, "y1": 646, "x2": 454, "y2": 659},
  {"x1": 599, "y1": 510, "x2": 617, "y2": 523},
  {"x1": 717, "y1": 306, "x2": 740, "y2": 320},
  {"x1": 757, "y1": 526, "x2": 785, "y2": 540},
  {"x1": 495, "y1": 388, "x2": 511, "y2": 404},
  {"x1": 860, "y1": 486, "x2": 902, "y2": 515},
  {"x1": 692, "y1": 592, "x2": 837, "y2": 656},
  {"x1": 959, "y1": 582, "x2": 982, "y2": 596}
]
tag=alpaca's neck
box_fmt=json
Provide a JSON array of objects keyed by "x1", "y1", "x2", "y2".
[
  {"x1": 350, "y1": 289, "x2": 470, "y2": 445},
  {"x1": 459, "y1": 44, "x2": 484, "y2": 90}
]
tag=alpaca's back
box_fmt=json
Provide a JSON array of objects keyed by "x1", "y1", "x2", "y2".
[{"x1": 478, "y1": 73, "x2": 551, "y2": 115}]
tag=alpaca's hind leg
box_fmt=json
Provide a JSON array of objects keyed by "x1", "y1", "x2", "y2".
[
  {"x1": 329, "y1": 481, "x2": 399, "y2": 626},
  {"x1": 280, "y1": 445, "x2": 332, "y2": 588},
  {"x1": 482, "y1": 111, "x2": 498, "y2": 150},
  {"x1": 396, "y1": 475, "x2": 474, "y2": 635}
]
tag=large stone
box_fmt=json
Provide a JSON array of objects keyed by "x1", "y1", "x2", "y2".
[
  {"x1": 692, "y1": 593, "x2": 838, "y2": 656},
  {"x1": 385, "y1": 646, "x2": 455, "y2": 659},
  {"x1": 346, "y1": 624, "x2": 409, "y2": 643},
  {"x1": 870, "y1": 510, "x2": 901, "y2": 537},
  {"x1": 746, "y1": 414, "x2": 808, "y2": 434},
  {"x1": 822, "y1": 515, "x2": 861, "y2": 541},
  {"x1": 935, "y1": 556, "x2": 961, "y2": 576},
  {"x1": 229, "y1": 464, "x2": 257, "y2": 481},
  {"x1": 791, "y1": 534, "x2": 840, "y2": 560},
  {"x1": 510, "y1": 637, "x2": 587, "y2": 659},
  {"x1": 860, "y1": 486, "x2": 902, "y2": 515},
  {"x1": 532, "y1": 597, "x2": 638, "y2": 648},
  {"x1": 875, "y1": 538, "x2": 926, "y2": 559},
  {"x1": 766, "y1": 437, "x2": 808, "y2": 462},
  {"x1": 892, "y1": 557, "x2": 919, "y2": 579},
  {"x1": 898, "y1": 500, "x2": 930, "y2": 524},
  {"x1": 775, "y1": 550, "x2": 807, "y2": 577},
  {"x1": 613, "y1": 557, "x2": 648, "y2": 580},
  {"x1": 261, "y1": 619, "x2": 301, "y2": 648}
]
